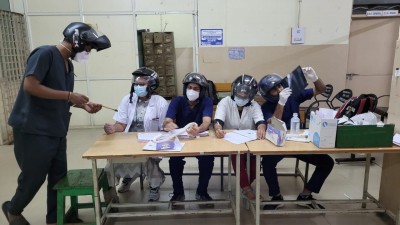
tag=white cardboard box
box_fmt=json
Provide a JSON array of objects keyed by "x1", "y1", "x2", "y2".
[
  {"x1": 308, "y1": 112, "x2": 338, "y2": 148},
  {"x1": 266, "y1": 117, "x2": 287, "y2": 147}
]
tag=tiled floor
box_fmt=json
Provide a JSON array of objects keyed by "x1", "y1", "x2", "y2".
[{"x1": 0, "y1": 128, "x2": 395, "y2": 225}]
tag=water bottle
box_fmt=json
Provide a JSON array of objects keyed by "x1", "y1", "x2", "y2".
[{"x1": 290, "y1": 113, "x2": 300, "y2": 134}]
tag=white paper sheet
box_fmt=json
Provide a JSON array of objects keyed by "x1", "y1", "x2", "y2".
[
  {"x1": 286, "y1": 130, "x2": 310, "y2": 142},
  {"x1": 224, "y1": 130, "x2": 257, "y2": 144},
  {"x1": 393, "y1": 133, "x2": 400, "y2": 146},
  {"x1": 137, "y1": 132, "x2": 163, "y2": 142}
]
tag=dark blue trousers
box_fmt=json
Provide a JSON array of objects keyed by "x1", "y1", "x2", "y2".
[
  {"x1": 262, "y1": 154, "x2": 334, "y2": 197},
  {"x1": 169, "y1": 155, "x2": 214, "y2": 195},
  {"x1": 9, "y1": 128, "x2": 67, "y2": 224}
]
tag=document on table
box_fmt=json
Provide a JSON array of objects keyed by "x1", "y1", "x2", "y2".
[
  {"x1": 286, "y1": 130, "x2": 310, "y2": 142},
  {"x1": 142, "y1": 137, "x2": 185, "y2": 151},
  {"x1": 393, "y1": 133, "x2": 400, "y2": 146},
  {"x1": 224, "y1": 130, "x2": 257, "y2": 144},
  {"x1": 137, "y1": 132, "x2": 163, "y2": 142}
]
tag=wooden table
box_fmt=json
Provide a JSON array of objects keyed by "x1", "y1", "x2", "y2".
[
  {"x1": 82, "y1": 131, "x2": 247, "y2": 225},
  {"x1": 246, "y1": 140, "x2": 400, "y2": 225}
]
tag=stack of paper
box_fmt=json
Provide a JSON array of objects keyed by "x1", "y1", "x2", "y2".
[
  {"x1": 393, "y1": 133, "x2": 400, "y2": 146},
  {"x1": 224, "y1": 130, "x2": 257, "y2": 144}
]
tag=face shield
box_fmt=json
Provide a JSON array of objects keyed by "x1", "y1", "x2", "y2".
[
  {"x1": 132, "y1": 75, "x2": 150, "y2": 85},
  {"x1": 80, "y1": 28, "x2": 111, "y2": 51},
  {"x1": 234, "y1": 84, "x2": 251, "y2": 101}
]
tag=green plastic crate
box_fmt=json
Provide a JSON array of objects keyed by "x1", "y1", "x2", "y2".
[{"x1": 335, "y1": 124, "x2": 395, "y2": 148}]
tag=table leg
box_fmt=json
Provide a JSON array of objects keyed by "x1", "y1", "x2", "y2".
[
  {"x1": 92, "y1": 160, "x2": 101, "y2": 225},
  {"x1": 228, "y1": 155, "x2": 232, "y2": 192},
  {"x1": 256, "y1": 155, "x2": 260, "y2": 225},
  {"x1": 236, "y1": 152, "x2": 241, "y2": 225},
  {"x1": 362, "y1": 153, "x2": 371, "y2": 208},
  {"x1": 110, "y1": 159, "x2": 116, "y2": 186}
]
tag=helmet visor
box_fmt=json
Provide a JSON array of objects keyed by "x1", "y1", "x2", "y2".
[
  {"x1": 234, "y1": 84, "x2": 251, "y2": 100},
  {"x1": 81, "y1": 29, "x2": 111, "y2": 51}
]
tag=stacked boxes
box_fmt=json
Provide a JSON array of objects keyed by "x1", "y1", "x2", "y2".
[{"x1": 142, "y1": 32, "x2": 176, "y2": 98}]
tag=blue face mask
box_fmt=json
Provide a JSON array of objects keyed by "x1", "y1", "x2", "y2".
[
  {"x1": 234, "y1": 96, "x2": 249, "y2": 107},
  {"x1": 134, "y1": 85, "x2": 148, "y2": 97}
]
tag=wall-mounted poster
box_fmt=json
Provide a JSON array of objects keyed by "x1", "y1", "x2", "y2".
[{"x1": 200, "y1": 29, "x2": 223, "y2": 46}]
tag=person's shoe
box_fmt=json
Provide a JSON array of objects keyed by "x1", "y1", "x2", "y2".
[
  {"x1": 241, "y1": 186, "x2": 256, "y2": 202},
  {"x1": 296, "y1": 194, "x2": 325, "y2": 209},
  {"x1": 118, "y1": 177, "x2": 134, "y2": 193},
  {"x1": 170, "y1": 193, "x2": 185, "y2": 209},
  {"x1": 148, "y1": 187, "x2": 160, "y2": 201},
  {"x1": 2, "y1": 201, "x2": 30, "y2": 225},
  {"x1": 263, "y1": 195, "x2": 284, "y2": 210},
  {"x1": 195, "y1": 192, "x2": 214, "y2": 208}
]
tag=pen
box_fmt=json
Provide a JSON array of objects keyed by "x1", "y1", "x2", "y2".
[
  {"x1": 71, "y1": 103, "x2": 118, "y2": 112},
  {"x1": 102, "y1": 105, "x2": 118, "y2": 112}
]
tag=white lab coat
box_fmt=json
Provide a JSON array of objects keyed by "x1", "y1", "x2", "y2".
[
  {"x1": 113, "y1": 94, "x2": 168, "y2": 132},
  {"x1": 214, "y1": 96, "x2": 264, "y2": 129},
  {"x1": 106, "y1": 93, "x2": 169, "y2": 188}
]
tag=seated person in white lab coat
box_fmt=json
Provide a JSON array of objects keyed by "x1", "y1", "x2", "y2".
[
  {"x1": 213, "y1": 74, "x2": 266, "y2": 201},
  {"x1": 103, "y1": 67, "x2": 168, "y2": 201}
]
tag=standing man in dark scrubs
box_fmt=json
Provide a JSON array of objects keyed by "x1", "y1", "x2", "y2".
[{"x1": 2, "y1": 22, "x2": 111, "y2": 225}]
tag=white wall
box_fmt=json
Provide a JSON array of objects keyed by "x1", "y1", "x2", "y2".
[{"x1": 9, "y1": 0, "x2": 353, "y2": 127}]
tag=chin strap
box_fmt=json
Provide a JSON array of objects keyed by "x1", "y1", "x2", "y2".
[{"x1": 152, "y1": 122, "x2": 198, "y2": 143}]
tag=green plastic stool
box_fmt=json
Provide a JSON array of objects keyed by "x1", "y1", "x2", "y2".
[{"x1": 53, "y1": 168, "x2": 110, "y2": 225}]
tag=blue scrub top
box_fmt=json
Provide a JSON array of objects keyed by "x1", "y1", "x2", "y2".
[
  {"x1": 166, "y1": 96, "x2": 213, "y2": 128},
  {"x1": 261, "y1": 88, "x2": 313, "y2": 129}
]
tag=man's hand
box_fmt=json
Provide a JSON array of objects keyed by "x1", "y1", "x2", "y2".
[
  {"x1": 257, "y1": 124, "x2": 266, "y2": 140},
  {"x1": 104, "y1": 123, "x2": 116, "y2": 134},
  {"x1": 278, "y1": 88, "x2": 292, "y2": 106},
  {"x1": 69, "y1": 92, "x2": 89, "y2": 106},
  {"x1": 186, "y1": 123, "x2": 200, "y2": 136},
  {"x1": 83, "y1": 102, "x2": 102, "y2": 113},
  {"x1": 302, "y1": 67, "x2": 318, "y2": 82},
  {"x1": 163, "y1": 121, "x2": 178, "y2": 131}
]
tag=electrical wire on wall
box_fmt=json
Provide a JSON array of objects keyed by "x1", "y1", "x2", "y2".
[
  {"x1": 159, "y1": 14, "x2": 169, "y2": 32},
  {"x1": 297, "y1": 0, "x2": 302, "y2": 27}
]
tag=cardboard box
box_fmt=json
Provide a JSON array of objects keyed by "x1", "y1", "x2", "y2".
[
  {"x1": 309, "y1": 112, "x2": 338, "y2": 148},
  {"x1": 154, "y1": 32, "x2": 163, "y2": 43},
  {"x1": 335, "y1": 124, "x2": 394, "y2": 148},
  {"x1": 266, "y1": 117, "x2": 287, "y2": 146},
  {"x1": 164, "y1": 32, "x2": 174, "y2": 43},
  {"x1": 142, "y1": 32, "x2": 153, "y2": 44}
]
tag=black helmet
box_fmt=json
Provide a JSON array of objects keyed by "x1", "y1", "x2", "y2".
[
  {"x1": 129, "y1": 67, "x2": 159, "y2": 103},
  {"x1": 132, "y1": 67, "x2": 159, "y2": 92},
  {"x1": 182, "y1": 72, "x2": 208, "y2": 99},
  {"x1": 63, "y1": 22, "x2": 111, "y2": 56},
  {"x1": 231, "y1": 74, "x2": 258, "y2": 106},
  {"x1": 259, "y1": 73, "x2": 284, "y2": 103}
]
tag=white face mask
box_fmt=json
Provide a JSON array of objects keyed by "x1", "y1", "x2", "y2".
[
  {"x1": 73, "y1": 51, "x2": 90, "y2": 63},
  {"x1": 186, "y1": 89, "x2": 200, "y2": 101},
  {"x1": 234, "y1": 96, "x2": 249, "y2": 107}
]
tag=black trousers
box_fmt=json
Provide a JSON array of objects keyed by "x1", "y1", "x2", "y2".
[
  {"x1": 169, "y1": 155, "x2": 214, "y2": 195},
  {"x1": 262, "y1": 154, "x2": 334, "y2": 197},
  {"x1": 9, "y1": 128, "x2": 67, "y2": 224}
]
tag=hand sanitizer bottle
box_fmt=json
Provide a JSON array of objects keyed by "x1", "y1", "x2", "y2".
[{"x1": 290, "y1": 113, "x2": 300, "y2": 134}]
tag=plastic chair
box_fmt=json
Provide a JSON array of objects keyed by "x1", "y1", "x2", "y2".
[
  {"x1": 374, "y1": 95, "x2": 390, "y2": 122},
  {"x1": 328, "y1": 88, "x2": 353, "y2": 110}
]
